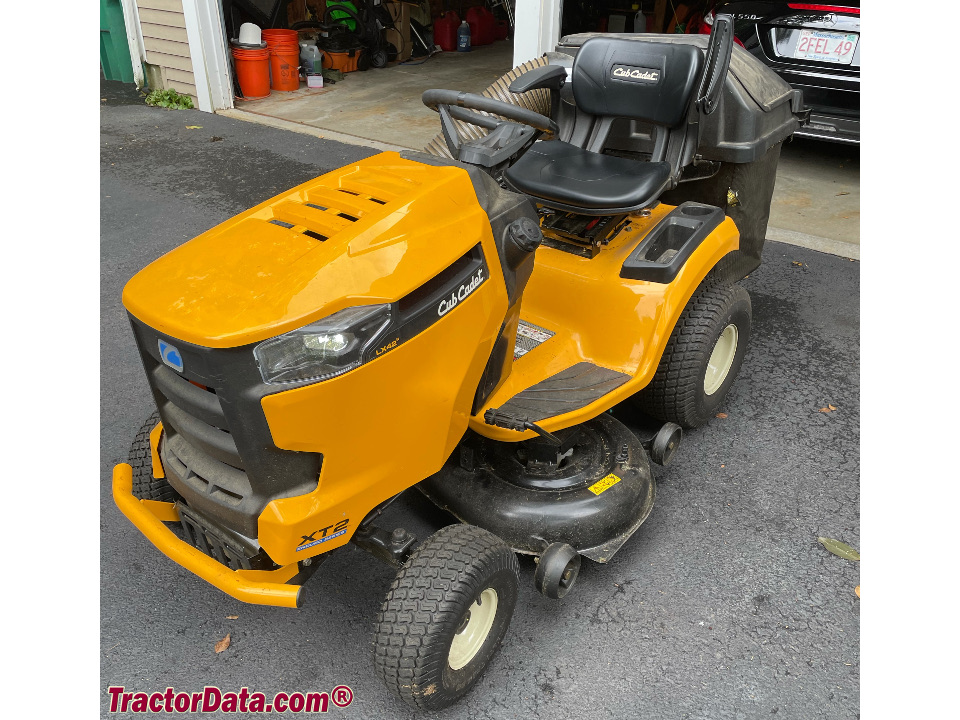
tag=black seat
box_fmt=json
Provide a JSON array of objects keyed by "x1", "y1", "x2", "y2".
[
  {"x1": 504, "y1": 35, "x2": 722, "y2": 215},
  {"x1": 504, "y1": 140, "x2": 672, "y2": 211}
]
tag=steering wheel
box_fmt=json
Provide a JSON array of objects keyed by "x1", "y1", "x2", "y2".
[{"x1": 422, "y1": 89, "x2": 559, "y2": 159}]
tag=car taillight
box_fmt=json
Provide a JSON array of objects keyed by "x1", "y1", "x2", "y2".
[
  {"x1": 697, "y1": 10, "x2": 714, "y2": 34},
  {"x1": 696, "y1": 10, "x2": 745, "y2": 48},
  {"x1": 787, "y1": 3, "x2": 860, "y2": 13}
]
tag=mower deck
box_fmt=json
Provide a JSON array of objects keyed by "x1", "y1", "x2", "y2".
[{"x1": 419, "y1": 412, "x2": 657, "y2": 563}]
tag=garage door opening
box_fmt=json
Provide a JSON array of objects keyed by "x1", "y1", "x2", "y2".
[{"x1": 221, "y1": 1, "x2": 517, "y2": 151}]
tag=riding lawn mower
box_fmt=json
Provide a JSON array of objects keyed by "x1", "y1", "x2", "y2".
[{"x1": 113, "y1": 16, "x2": 805, "y2": 710}]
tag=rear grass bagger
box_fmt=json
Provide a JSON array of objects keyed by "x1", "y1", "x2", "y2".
[{"x1": 113, "y1": 17, "x2": 804, "y2": 710}]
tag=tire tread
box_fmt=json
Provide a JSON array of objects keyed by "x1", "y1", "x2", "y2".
[
  {"x1": 373, "y1": 524, "x2": 519, "y2": 710},
  {"x1": 128, "y1": 411, "x2": 182, "y2": 502},
  {"x1": 637, "y1": 282, "x2": 751, "y2": 428}
]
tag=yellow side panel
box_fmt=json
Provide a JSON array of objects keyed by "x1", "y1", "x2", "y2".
[
  {"x1": 257, "y1": 270, "x2": 506, "y2": 566},
  {"x1": 470, "y1": 207, "x2": 741, "y2": 438}
]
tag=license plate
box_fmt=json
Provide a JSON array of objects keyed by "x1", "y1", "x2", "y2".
[{"x1": 793, "y1": 29, "x2": 858, "y2": 64}]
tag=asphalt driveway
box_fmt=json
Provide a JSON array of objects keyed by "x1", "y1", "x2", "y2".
[{"x1": 100, "y1": 80, "x2": 859, "y2": 719}]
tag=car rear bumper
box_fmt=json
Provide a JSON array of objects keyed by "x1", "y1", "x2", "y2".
[
  {"x1": 112, "y1": 462, "x2": 305, "y2": 608},
  {"x1": 795, "y1": 112, "x2": 859, "y2": 144}
]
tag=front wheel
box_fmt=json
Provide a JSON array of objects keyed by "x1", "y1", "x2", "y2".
[
  {"x1": 373, "y1": 524, "x2": 519, "y2": 710},
  {"x1": 635, "y1": 282, "x2": 751, "y2": 428},
  {"x1": 128, "y1": 411, "x2": 183, "y2": 502}
]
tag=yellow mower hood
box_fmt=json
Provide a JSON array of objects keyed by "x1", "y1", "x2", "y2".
[{"x1": 123, "y1": 152, "x2": 492, "y2": 348}]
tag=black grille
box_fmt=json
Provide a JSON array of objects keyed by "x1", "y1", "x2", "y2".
[
  {"x1": 130, "y1": 315, "x2": 322, "y2": 540},
  {"x1": 178, "y1": 503, "x2": 275, "y2": 571}
]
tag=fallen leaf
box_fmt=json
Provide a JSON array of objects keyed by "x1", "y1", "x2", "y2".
[
  {"x1": 792, "y1": 261, "x2": 803, "y2": 267},
  {"x1": 818, "y1": 404, "x2": 837, "y2": 413},
  {"x1": 226, "y1": 615, "x2": 238, "y2": 620},
  {"x1": 214, "y1": 633, "x2": 231, "y2": 654},
  {"x1": 716, "y1": 412, "x2": 728, "y2": 419},
  {"x1": 855, "y1": 585, "x2": 860, "y2": 598},
  {"x1": 818, "y1": 537, "x2": 860, "y2": 561},
  {"x1": 186, "y1": 125, "x2": 203, "y2": 129},
  {"x1": 836, "y1": 191, "x2": 850, "y2": 196}
]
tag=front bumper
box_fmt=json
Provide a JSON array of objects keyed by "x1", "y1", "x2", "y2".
[{"x1": 112, "y1": 463, "x2": 305, "y2": 608}]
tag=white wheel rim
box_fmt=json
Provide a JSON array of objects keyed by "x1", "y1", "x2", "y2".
[
  {"x1": 704, "y1": 324, "x2": 738, "y2": 396},
  {"x1": 447, "y1": 588, "x2": 498, "y2": 671}
]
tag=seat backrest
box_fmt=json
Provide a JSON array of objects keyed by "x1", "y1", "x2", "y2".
[{"x1": 571, "y1": 38, "x2": 704, "y2": 129}]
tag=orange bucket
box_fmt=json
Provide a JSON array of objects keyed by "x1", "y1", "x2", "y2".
[
  {"x1": 268, "y1": 42, "x2": 301, "y2": 91},
  {"x1": 261, "y1": 29, "x2": 297, "y2": 44},
  {"x1": 231, "y1": 46, "x2": 270, "y2": 98}
]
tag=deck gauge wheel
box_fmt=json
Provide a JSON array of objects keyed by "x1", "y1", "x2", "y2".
[
  {"x1": 534, "y1": 542, "x2": 581, "y2": 599},
  {"x1": 650, "y1": 423, "x2": 683, "y2": 466}
]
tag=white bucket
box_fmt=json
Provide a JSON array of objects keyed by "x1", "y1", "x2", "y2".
[{"x1": 238, "y1": 23, "x2": 262, "y2": 45}]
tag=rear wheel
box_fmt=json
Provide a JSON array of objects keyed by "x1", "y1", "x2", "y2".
[
  {"x1": 373, "y1": 524, "x2": 519, "y2": 710},
  {"x1": 635, "y1": 283, "x2": 751, "y2": 428},
  {"x1": 128, "y1": 411, "x2": 182, "y2": 503}
]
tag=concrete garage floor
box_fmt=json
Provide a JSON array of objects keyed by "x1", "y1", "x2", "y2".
[
  {"x1": 223, "y1": 40, "x2": 860, "y2": 257},
  {"x1": 767, "y1": 138, "x2": 859, "y2": 255},
  {"x1": 232, "y1": 42, "x2": 517, "y2": 150}
]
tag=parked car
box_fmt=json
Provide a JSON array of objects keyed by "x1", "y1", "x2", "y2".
[{"x1": 693, "y1": 2, "x2": 860, "y2": 143}]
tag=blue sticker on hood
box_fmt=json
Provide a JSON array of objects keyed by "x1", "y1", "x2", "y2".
[{"x1": 158, "y1": 339, "x2": 184, "y2": 373}]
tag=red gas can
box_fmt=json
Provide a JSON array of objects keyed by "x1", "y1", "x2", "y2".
[
  {"x1": 466, "y1": 6, "x2": 495, "y2": 46},
  {"x1": 433, "y1": 11, "x2": 460, "y2": 52}
]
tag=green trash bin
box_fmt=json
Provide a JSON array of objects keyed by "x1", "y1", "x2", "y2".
[{"x1": 100, "y1": 0, "x2": 135, "y2": 83}]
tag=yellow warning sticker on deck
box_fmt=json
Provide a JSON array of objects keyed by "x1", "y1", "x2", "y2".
[{"x1": 588, "y1": 473, "x2": 622, "y2": 496}]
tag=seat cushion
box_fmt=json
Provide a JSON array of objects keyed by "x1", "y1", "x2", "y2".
[{"x1": 503, "y1": 141, "x2": 672, "y2": 212}]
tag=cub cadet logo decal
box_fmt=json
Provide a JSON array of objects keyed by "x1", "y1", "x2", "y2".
[
  {"x1": 158, "y1": 339, "x2": 184, "y2": 373},
  {"x1": 437, "y1": 267, "x2": 485, "y2": 317},
  {"x1": 375, "y1": 337, "x2": 400, "y2": 357},
  {"x1": 611, "y1": 65, "x2": 661, "y2": 84},
  {"x1": 297, "y1": 519, "x2": 350, "y2": 551}
]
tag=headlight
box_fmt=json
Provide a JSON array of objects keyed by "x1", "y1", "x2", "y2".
[{"x1": 254, "y1": 304, "x2": 392, "y2": 384}]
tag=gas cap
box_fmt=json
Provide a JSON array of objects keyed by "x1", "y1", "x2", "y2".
[{"x1": 506, "y1": 217, "x2": 543, "y2": 253}]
